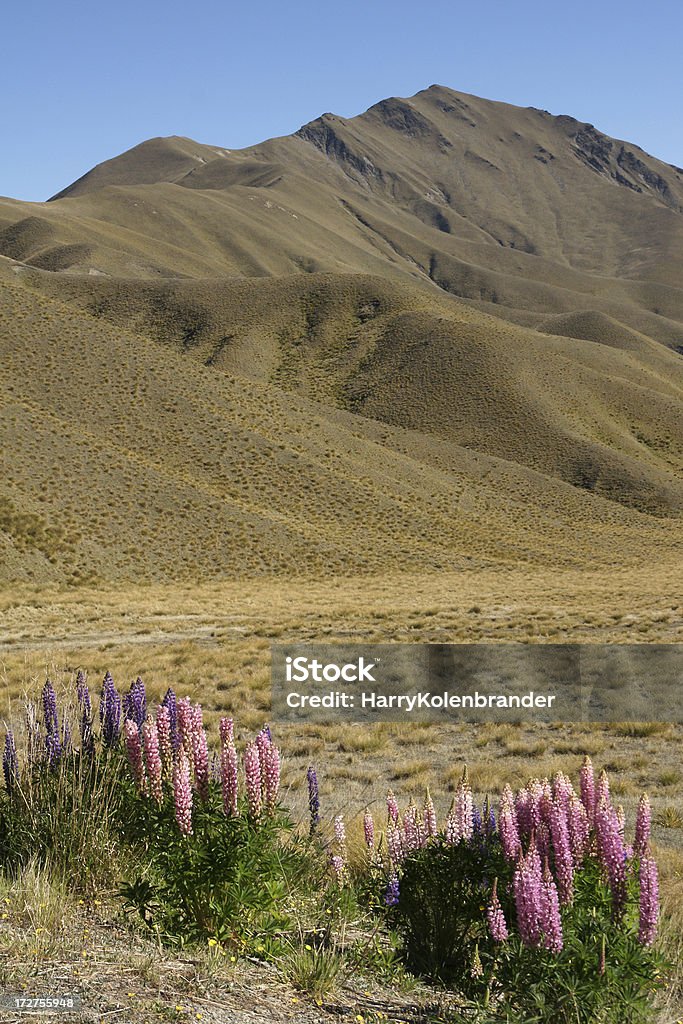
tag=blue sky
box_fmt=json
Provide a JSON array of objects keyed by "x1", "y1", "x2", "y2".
[{"x1": 2, "y1": 0, "x2": 682, "y2": 201}]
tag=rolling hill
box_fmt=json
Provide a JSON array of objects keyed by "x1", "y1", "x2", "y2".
[{"x1": 0, "y1": 84, "x2": 681, "y2": 584}]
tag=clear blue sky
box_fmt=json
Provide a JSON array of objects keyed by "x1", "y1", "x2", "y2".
[{"x1": 2, "y1": 0, "x2": 682, "y2": 202}]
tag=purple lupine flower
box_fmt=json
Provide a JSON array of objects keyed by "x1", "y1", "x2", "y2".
[
  {"x1": 155, "y1": 706, "x2": 174, "y2": 778},
  {"x1": 161, "y1": 688, "x2": 179, "y2": 749},
  {"x1": 634, "y1": 794, "x2": 652, "y2": 858},
  {"x1": 45, "y1": 734, "x2": 61, "y2": 770},
  {"x1": 41, "y1": 681, "x2": 61, "y2": 767},
  {"x1": 595, "y1": 797, "x2": 627, "y2": 918},
  {"x1": 513, "y1": 842, "x2": 543, "y2": 947},
  {"x1": 540, "y1": 864, "x2": 563, "y2": 953},
  {"x1": 568, "y1": 795, "x2": 590, "y2": 865},
  {"x1": 142, "y1": 719, "x2": 163, "y2": 804},
  {"x1": 221, "y1": 735, "x2": 239, "y2": 817},
  {"x1": 244, "y1": 741, "x2": 262, "y2": 820},
  {"x1": 423, "y1": 790, "x2": 437, "y2": 839},
  {"x1": 123, "y1": 719, "x2": 147, "y2": 792},
  {"x1": 580, "y1": 756, "x2": 596, "y2": 824},
  {"x1": 262, "y1": 742, "x2": 281, "y2": 810},
  {"x1": 549, "y1": 799, "x2": 574, "y2": 904},
  {"x1": 384, "y1": 873, "x2": 400, "y2": 907},
  {"x1": 499, "y1": 786, "x2": 522, "y2": 861},
  {"x1": 190, "y1": 704, "x2": 209, "y2": 802},
  {"x1": 100, "y1": 672, "x2": 121, "y2": 747},
  {"x1": 486, "y1": 879, "x2": 508, "y2": 942},
  {"x1": 173, "y1": 749, "x2": 193, "y2": 836},
  {"x1": 307, "y1": 766, "x2": 320, "y2": 835},
  {"x1": 3, "y1": 731, "x2": 19, "y2": 791},
  {"x1": 123, "y1": 677, "x2": 147, "y2": 729},
  {"x1": 42, "y1": 680, "x2": 59, "y2": 738},
  {"x1": 638, "y1": 854, "x2": 659, "y2": 946},
  {"x1": 363, "y1": 809, "x2": 375, "y2": 850},
  {"x1": 76, "y1": 672, "x2": 94, "y2": 756},
  {"x1": 386, "y1": 789, "x2": 399, "y2": 824}
]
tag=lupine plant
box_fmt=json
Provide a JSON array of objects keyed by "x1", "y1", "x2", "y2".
[
  {"x1": 369, "y1": 759, "x2": 667, "y2": 1022},
  {"x1": 0, "y1": 676, "x2": 672, "y2": 1018}
]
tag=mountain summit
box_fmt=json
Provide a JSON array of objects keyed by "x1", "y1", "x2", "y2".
[{"x1": 0, "y1": 85, "x2": 681, "y2": 583}]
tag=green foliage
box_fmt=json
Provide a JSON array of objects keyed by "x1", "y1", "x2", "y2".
[
  {"x1": 119, "y1": 788, "x2": 317, "y2": 953},
  {"x1": 389, "y1": 836, "x2": 507, "y2": 988},
  {"x1": 385, "y1": 841, "x2": 667, "y2": 1023}
]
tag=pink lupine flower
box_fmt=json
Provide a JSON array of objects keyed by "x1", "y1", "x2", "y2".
[
  {"x1": 486, "y1": 879, "x2": 508, "y2": 942},
  {"x1": 549, "y1": 799, "x2": 574, "y2": 904},
  {"x1": 244, "y1": 741, "x2": 262, "y2": 819},
  {"x1": 331, "y1": 854, "x2": 345, "y2": 881},
  {"x1": 191, "y1": 704, "x2": 209, "y2": 803},
  {"x1": 638, "y1": 854, "x2": 659, "y2": 946},
  {"x1": 540, "y1": 864, "x2": 563, "y2": 953},
  {"x1": 536, "y1": 821, "x2": 552, "y2": 864},
  {"x1": 255, "y1": 727, "x2": 271, "y2": 798},
  {"x1": 387, "y1": 823, "x2": 404, "y2": 864},
  {"x1": 499, "y1": 786, "x2": 522, "y2": 861},
  {"x1": 334, "y1": 814, "x2": 347, "y2": 851},
  {"x1": 363, "y1": 809, "x2": 375, "y2": 850},
  {"x1": 220, "y1": 738, "x2": 239, "y2": 816},
  {"x1": 580, "y1": 756, "x2": 596, "y2": 823},
  {"x1": 177, "y1": 697, "x2": 195, "y2": 771},
  {"x1": 386, "y1": 790, "x2": 399, "y2": 824},
  {"x1": 513, "y1": 843, "x2": 543, "y2": 947},
  {"x1": 527, "y1": 778, "x2": 545, "y2": 834},
  {"x1": 262, "y1": 742, "x2": 281, "y2": 810},
  {"x1": 634, "y1": 794, "x2": 651, "y2": 857},
  {"x1": 514, "y1": 787, "x2": 533, "y2": 838},
  {"x1": 568, "y1": 794, "x2": 590, "y2": 864},
  {"x1": 595, "y1": 797, "x2": 627, "y2": 917},
  {"x1": 142, "y1": 719, "x2": 163, "y2": 805},
  {"x1": 552, "y1": 771, "x2": 574, "y2": 816},
  {"x1": 123, "y1": 719, "x2": 146, "y2": 793},
  {"x1": 423, "y1": 790, "x2": 437, "y2": 839},
  {"x1": 448, "y1": 770, "x2": 473, "y2": 843},
  {"x1": 173, "y1": 749, "x2": 193, "y2": 836},
  {"x1": 219, "y1": 716, "x2": 234, "y2": 745},
  {"x1": 402, "y1": 803, "x2": 420, "y2": 853},
  {"x1": 595, "y1": 769, "x2": 610, "y2": 809},
  {"x1": 156, "y1": 706, "x2": 174, "y2": 779}
]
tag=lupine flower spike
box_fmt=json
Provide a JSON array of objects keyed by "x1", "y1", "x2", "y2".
[
  {"x1": 486, "y1": 878, "x2": 508, "y2": 942},
  {"x1": 307, "y1": 766, "x2": 320, "y2": 835},
  {"x1": 3, "y1": 731, "x2": 18, "y2": 792},
  {"x1": 244, "y1": 741, "x2": 262, "y2": 820},
  {"x1": 173, "y1": 749, "x2": 193, "y2": 836}
]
